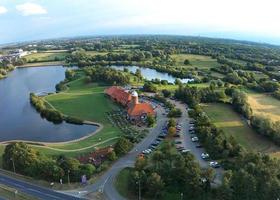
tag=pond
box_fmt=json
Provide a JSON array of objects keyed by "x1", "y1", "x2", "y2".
[
  {"x1": 110, "y1": 65, "x2": 194, "y2": 83},
  {"x1": 0, "y1": 66, "x2": 98, "y2": 142}
]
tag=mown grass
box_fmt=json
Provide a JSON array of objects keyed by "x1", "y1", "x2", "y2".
[
  {"x1": 171, "y1": 54, "x2": 220, "y2": 69},
  {"x1": 202, "y1": 103, "x2": 280, "y2": 153},
  {"x1": 33, "y1": 78, "x2": 123, "y2": 155},
  {"x1": 155, "y1": 83, "x2": 209, "y2": 91},
  {"x1": 115, "y1": 168, "x2": 133, "y2": 199},
  {"x1": 244, "y1": 89, "x2": 280, "y2": 122},
  {"x1": 25, "y1": 52, "x2": 69, "y2": 62}
]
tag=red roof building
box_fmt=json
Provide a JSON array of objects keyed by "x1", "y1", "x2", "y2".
[
  {"x1": 105, "y1": 87, "x2": 155, "y2": 121},
  {"x1": 105, "y1": 86, "x2": 132, "y2": 106}
]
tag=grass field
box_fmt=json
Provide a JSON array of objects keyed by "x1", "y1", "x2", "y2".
[
  {"x1": 25, "y1": 52, "x2": 69, "y2": 62},
  {"x1": 245, "y1": 90, "x2": 280, "y2": 122},
  {"x1": 155, "y1": 83, "x2": 209, "y2": 91},
  {"x1": 30, "y1": 78, "x2": 122, "y2": 156},
  {"x1": 202, "y1": 103, "x2": 280, "y2": 153},
  {"x1": 171, "y1": 54, "x2": 220, "y2": 69}
]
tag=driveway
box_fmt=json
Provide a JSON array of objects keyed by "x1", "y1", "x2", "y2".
[
  {"x1": 65, "y1": 105, "x2": 167, "y2": 199},
  {"x1": 170, "y1": 99, "x2": 223, "y2": 185}
]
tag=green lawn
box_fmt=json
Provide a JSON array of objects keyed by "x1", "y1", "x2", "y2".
[
  {"x1": 115, "y1": 168, "x2": 134, "y2": 199},
  {"x1": 25, "y1": 52, "x2": 69, "y2": 62},
  {"x1": 202, "y1": 103, "x2": 280, "y2": 153},
  {"x1": 171, "y1": 54, "x2": 220, "y2": 69},
  {"x1": 33, "y1": 78, "x2": 122, "y2": 156},
  {"x1": 155, "y1": 83, "x2": 209, "y2": 91}
]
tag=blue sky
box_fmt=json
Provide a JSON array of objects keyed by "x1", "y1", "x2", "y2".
[{"x1": 0, "y1": 0, "x2": 280, "y2": 45}]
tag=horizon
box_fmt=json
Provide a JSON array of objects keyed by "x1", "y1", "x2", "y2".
[{"x1": 1, "y1": 0, "x2": 280, "y2": 45}]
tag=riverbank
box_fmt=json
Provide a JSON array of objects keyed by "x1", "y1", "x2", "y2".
[{"x1": 18, "y1": 61, "x2": 65, "y2": 67}]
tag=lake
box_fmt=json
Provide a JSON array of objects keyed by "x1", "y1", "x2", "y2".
[
  {"x1": 0, "y1": 66, "x2": 98, "y2": 142},
  {"x1": 110, "y1": 65, "x2": 194, "y2": 83}
]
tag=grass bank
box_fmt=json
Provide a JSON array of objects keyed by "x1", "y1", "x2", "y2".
[{"x1": 31, "y1": 78, "x2": 122, "y2": 156}]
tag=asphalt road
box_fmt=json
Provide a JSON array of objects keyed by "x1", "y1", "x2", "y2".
[
  {"x1": 64, "y1": 105, "x2": 167, "y2": 199},
  {"x1": 170, "y1": 99, "x2": 223, "y2": 185},
  {"x1": 0, "y1": 173, "x2": 83, "y2": 200}
]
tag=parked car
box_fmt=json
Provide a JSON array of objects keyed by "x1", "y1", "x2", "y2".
[
  {"x1": 209, "y1": 161, "x2": 221, "y2": 168},
  {"x1": 142, "y1": 149, "x2": 152, "y2": 154},
  {"x1": 175, "y1": 141, "x2": 182, "y2": 144},
  {"x1": 174, "y1": 134, "x2": 180, "y2": 138},
  {"x1": 176, "y1": 146, "x2": 184, "y2": 151},
  {"x1": 181, "y1": 149, "x2": 191, "y2": 153},
  {"x1": 201, "y1": 153, "x2": 210, "y2": 160},
  {"x1": 191, "y1": 136, "x2": 199, "y2": 142},
  {"x1": 196, "y1": 144, "x2": 202, "y2": 148}
]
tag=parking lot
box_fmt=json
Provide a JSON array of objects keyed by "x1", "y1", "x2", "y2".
[{"x1": 169, "y1": 99, "x2": 223, "y2": 184}]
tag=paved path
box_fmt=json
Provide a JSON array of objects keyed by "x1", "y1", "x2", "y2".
[
  {"x1": 64, "y1": 105, "x2": 167, "y2": 199},
  {"x1": 65, "y1": 99, "x2": 223, "y2": 199},
  {"x1": 0, "y1": 173, "x2": 83, "y2": 200}
]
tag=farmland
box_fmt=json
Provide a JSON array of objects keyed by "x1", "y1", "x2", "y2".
[
  {"x1": 202, "y1": 103, "x2": 280, "y2": 153},
  {"x1": 171, "y1": 54, "x2": 220, "y2": 69},
  {"x1": 245, "y1": 90, "x2": 280, "y2": 122}
]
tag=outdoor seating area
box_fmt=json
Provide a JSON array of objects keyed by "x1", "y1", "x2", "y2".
[{"x1": 107, "y1": 110, "x2": 148, "y2": 143}]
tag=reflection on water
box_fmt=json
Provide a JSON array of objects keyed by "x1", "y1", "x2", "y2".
[
  {"x1": 110, "y1": 65, "x2": 194, "y2": 83},
  {"x1": 0, "y1": 66, "x2": 97, "y2": 142}
]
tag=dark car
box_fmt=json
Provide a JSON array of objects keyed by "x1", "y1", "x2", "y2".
[
  {"x1": 196, "y1": 144, "x2": 202, "y2": 148},
  {"x1": 175, "y1": 141, "x2": 182, "y2": 144}
]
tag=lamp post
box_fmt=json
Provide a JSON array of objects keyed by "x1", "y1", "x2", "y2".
[
  {"x1": 136, "y1": 179, "x2": 141, "y2": 200},
  {"x1": 67, "y1": 170, "x2": 70, "y2": 185},
  {"x1": 10, "y1": 158, "x2": 15, "y2": 173}
]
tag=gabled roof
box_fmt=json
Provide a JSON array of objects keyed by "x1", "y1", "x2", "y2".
[
  {"x1": 105, "y1": 86, "x2": 132, "y2": 106},
  {"x1": 127, "y1": 102, "x2": 155, "y2": 117}
]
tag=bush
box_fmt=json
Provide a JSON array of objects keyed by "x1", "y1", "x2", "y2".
[{"x1": 65, "y1": 116, "x2": 84, "y2": 125}]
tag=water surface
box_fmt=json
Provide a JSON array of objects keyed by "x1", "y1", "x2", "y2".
[
  {"x1": 110, "y1": 65, "x2": 194, "y2": 83},
  {"x1": 0, "y1": 66, "x2": 97, "y2": 142}
]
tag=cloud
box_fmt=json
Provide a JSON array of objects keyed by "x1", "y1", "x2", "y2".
[
  {"x1": 16, "y1": 3, "x2": 47, "y2": 16},
  {"x1": 0, "y1": 6, "x2": 7, "y2": 14}
]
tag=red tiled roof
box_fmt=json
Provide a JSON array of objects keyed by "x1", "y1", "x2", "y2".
[
  {"x1": 105, "y1": 86, "x2": 132, "y2": 106},
  {"x1": 127, "y1": 102, "x2": 155, "y2": 117}
]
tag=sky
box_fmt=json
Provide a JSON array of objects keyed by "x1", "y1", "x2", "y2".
[{"x1": 0, "y1": 0, "x2": 280, "y2": 45}]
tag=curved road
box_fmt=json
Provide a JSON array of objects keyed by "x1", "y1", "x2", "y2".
[{"x1": 66, "y1": 99, "x2": 223, "y2": 199}]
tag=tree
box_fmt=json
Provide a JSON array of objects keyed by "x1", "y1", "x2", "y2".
[
  {"x1": 143, "y1": 82, "x2": 157, "y2": 93},
  {"x1": 168, "y1": 118, "x2": 176, "y2": 128},
  {"x1": 114, "y1": 137, "x2": 132, "y2": 156},
  {"x1": 184, "y1": 59, "x2": 190, "y2": 65},
  {"x1": 146, "y1": 114, "x2": 156, "y2": 127},
  {"x1": 146, "y1": 173, "x2": 165, "y2": 198},
  {"x1": 107, "y1": 150, "x2": 117, "y2": 161},
  {"x1": 167, "y1": 126, "x2": 176, "y2": 137},
  {"x1": 162, "y1": 89, "x2": 171, "y2": 97}
]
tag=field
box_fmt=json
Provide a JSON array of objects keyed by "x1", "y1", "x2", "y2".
[
  {"x1": 155, "y1": 83, "x2": 209, "y2": 91},
  {"x1": 31, "y1": 78, "x2": 122, "y2": 156},
  {"x1": 25, "y1": 52, "x2": 69, "y2": 62},
  {"x1": 171, "y1": 54, "x2": 220, "y2": 69},
  {"x1": 244, "y1": 90, "x2": 280, "y2": 122},
  {"x1": 202, "y1": 103, "x2": 280, "y2": 153}
]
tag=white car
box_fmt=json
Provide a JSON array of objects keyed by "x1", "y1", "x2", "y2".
[
  {"x1": 201, "y1": 153, "x2": 209, "y2": 159},
  {"x1": 191, "y1": 136, "x2": 199, "y2": 142},
  {"x1": 182, "y1": 149, "x2": 191, "y2": 153},
  {"x1": 142, "y1": 149, "x2": 152, "y2": 154},
  {"x1": 209, "y1": 161, "x2": 220, "y2": 168}
]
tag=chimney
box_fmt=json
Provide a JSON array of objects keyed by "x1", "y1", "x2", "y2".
[{"x1": 131, "y1": 91, "x2": 139, "y2": 105}]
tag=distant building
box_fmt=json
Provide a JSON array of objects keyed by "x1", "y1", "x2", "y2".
[{"x1": 105, "y1": 86, "x2": 155, "y2": 122}]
